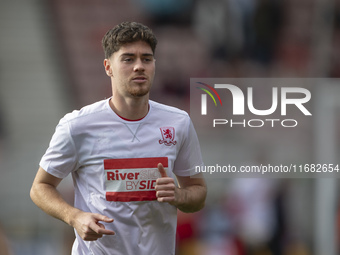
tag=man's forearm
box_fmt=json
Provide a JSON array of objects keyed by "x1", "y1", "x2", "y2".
[
  {"x1": 30, "y1": 182, "x2": 80, "y2": 227},
  {"x1": 174, "y1": 184, "x2": 207, "y2": 213},
  {"x1": 30, "y1": 182, "x2": 115, "y2": 241}
]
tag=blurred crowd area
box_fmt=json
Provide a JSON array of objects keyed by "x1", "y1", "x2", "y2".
[
  {"x1": 1, "y1": 0, "x2": 340, "y2": 254},
  {"x1": 47, "y1": 0, "x2": 340, "y2": 111}
]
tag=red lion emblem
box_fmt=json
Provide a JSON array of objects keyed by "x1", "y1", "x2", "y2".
[{"x1": 159, "y1": 127, "x2": 177, "y2": 146}]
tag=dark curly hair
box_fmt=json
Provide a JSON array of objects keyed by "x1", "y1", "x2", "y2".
[{"x1": 102, "y1": 21, "x2": 158, "y2": 59}]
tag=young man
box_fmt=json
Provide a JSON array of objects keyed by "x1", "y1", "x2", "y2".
[{"x1": 30, "y1": 21, "x2": 206, "y2": 255}]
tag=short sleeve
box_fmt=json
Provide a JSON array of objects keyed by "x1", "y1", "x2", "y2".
[
  {"x1": 173, "y1": 118, "x2": 204, "y2": 177},
  {"x1": 39, "y1": 118, "x2": 78, "y2": 178}
]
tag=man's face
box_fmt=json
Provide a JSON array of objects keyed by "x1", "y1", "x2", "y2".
[{"x1": 105, "y1": 41, "x2": 156, "y2": 99}]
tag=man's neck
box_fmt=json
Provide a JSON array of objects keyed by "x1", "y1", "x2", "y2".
[{"x1": 109, "y1": 96, "x2": 149, "y2": 120}]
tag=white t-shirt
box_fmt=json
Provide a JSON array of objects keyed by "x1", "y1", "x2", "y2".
[{"x1": 40, "y1": 98, "x2": 204, "y2": 255}]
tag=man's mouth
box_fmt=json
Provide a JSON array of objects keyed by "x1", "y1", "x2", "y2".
[{"x1": 132, "y1": 76, "x2": 147, "y2": 83}]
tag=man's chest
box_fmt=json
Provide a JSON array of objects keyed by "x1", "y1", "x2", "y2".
[{"x1": 79, "y1": 122, "x2": 181, "y2": 163}]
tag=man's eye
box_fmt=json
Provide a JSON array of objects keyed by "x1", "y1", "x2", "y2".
[
  {"x1": 123, "y1": 58, "x2": 133, "y2": 62},
  {"x1": 143, "y1": 58, "x2": 152, "y2": 62}
]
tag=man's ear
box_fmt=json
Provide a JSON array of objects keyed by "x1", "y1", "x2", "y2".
[{"x1": 104, "y1": 59, "x2": 113, "y2": 77}]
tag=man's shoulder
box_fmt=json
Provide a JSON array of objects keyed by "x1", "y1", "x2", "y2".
[
  {"x1": 61, "y1": 98, "x2": 109, "y2": 123},
  {"x1": 149, "y1": 100, "x2": 189, "y2": 118}
]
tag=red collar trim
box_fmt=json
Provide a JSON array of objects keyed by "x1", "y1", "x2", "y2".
[
  {"x1": 116, "y1": 104, "x2": 150, "y2": 122},
  {"x1": 116, "y1": 114, "x2": 146, "y2": 122}
]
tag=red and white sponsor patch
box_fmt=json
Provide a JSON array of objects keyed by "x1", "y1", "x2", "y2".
[{"x1": 104, "y1": 157, "x2": 168, "y2": 202}]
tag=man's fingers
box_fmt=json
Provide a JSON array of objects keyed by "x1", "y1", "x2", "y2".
[
  {"x1": 155, "y1": 182, "x2": 175, "y2": 191},
  {"x1": 156, "y1": 177, "x2": 175, "y2": 185},
  {"x1": 89, "y1": 221, "x2": 115, "y2": 236},
  {"x1": 157, "y1": 197, "x2": 175, "y2": 203},
  {"x1": 90, "y1": 214, "x2": 115, "y2": 235},
  {"x1": 156, "y1": 190, "x2": 176, "y2": 203},
  {"x1": 97, "y1": 228, "x2": 115, "y2": 235},
  {"x1": 156, "y1": 190, "x2": 175, "y2": 198},
  {"x1": 94, "y1": 214, "x2": 114, "y2": 223},
  {"x1": 83, "y1": 235, "x2": 102, "y2": 241},
  {"x1": 157, "y1": 163, "x2": 168, "y2": 178},
  {"x1": 96, "y1": 223, "x2": 115, "y2": 235}
]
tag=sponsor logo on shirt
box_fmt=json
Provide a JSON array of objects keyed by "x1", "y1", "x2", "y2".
[
  {"x1": 159, "y1": 127, "x2": 177, "y2": 146},
  {"x1": 104, "y1": 157, "x2": 168, "y2": 202}
]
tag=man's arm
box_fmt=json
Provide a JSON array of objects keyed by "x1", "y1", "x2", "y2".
[
  {"x1": 30, "y1": 167, "x2": 115, "y2": 241},
  {"x1": 155, "y1": 163, "x2": 207, "y2": 213}
]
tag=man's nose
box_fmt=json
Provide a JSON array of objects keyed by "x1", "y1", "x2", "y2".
[{"x1": 133, "y1": 59, "x2": 145, "y2": 72}]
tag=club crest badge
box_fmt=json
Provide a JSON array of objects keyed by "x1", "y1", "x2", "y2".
[{"x1": 159, "y1": 127, "x2": 177, "y2": 146}]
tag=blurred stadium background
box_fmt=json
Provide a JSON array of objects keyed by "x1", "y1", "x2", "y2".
[{"x1": 0, "y1": 0, "x2": 340, "y2": 254}]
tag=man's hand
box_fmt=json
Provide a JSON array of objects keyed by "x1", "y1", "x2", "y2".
[
  {"x1": 155, "y1": 163, "x2": 177, "y2": 204},
  {"x1": 71, "y1": 212, "x2": 115, "y2": 241},
  {"x1": 155, "y1": 163, "x2": 207, "y2": 213}
]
